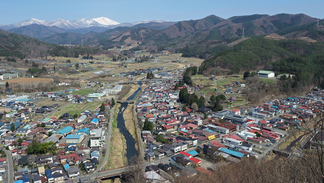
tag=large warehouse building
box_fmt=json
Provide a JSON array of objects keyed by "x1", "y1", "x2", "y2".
[{"x1": 257, "y1": 70, "x2": 275, "y2": 78}]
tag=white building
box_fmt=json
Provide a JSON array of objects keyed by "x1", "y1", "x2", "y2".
[
  {"x1": 103, "y1": 85, "x2": 123, "y2": 95},
  {"x1": 77, "y1": 115, "x2": 87, "y2": 123},
  {"x1": 89, "y1": 128, "x2": 105, "y2": 148},
  {"x1": 0, "y1": 72, "x2": 18, "y2": 80},
  {"x1": 257, "y1": 70, "x2": 275, "y2": 78}
]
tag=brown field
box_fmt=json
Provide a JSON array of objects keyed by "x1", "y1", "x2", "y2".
[
  {"x1": 124, "y1": 104, "x2": 136, "y2": 139},
  {"x1": 122, "y1": 85, "x2": 139, "y2": 100},
  {"x1": 105, "y1": 104, "x2": 126, "y2": 170},
  {"x1": 5, "y1": 78, "x2": 53, "y2": 86}
]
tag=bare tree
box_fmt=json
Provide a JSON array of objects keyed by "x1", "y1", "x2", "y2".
[{"x1": 122, "y1": 156, "x2": 145, "y2": 183}]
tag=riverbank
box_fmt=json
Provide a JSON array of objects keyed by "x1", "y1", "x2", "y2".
[
  {"x1": 124, "y1": 104, "x2": 136, "y2": 140},
  {"x1": 104, "y1": 104, "x2": 126, "y2": 170},
  {"x1": 122, "y1": 84, "x2": 140, "y2": 100}
]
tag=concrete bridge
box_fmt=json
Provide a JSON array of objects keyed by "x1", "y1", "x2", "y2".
[{"x1": 272, "y1": 148, "x2": 291, "y2": 157}]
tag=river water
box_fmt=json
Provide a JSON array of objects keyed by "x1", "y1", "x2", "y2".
[{"x1": 116, "y1": 82, "x2": 142, "y2": 164}]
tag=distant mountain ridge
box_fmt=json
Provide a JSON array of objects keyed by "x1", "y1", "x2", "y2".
[
  {"x1": 3, "y1": 18, "x2": 175, "y2": 39},
  {"x1": 0, "y1": 17, "x2": 120, "y2": 30},
  {"x1": 1, "y1": 13, "x2": 323, "y2": 59}
]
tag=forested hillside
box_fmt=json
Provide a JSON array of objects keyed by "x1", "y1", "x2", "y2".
[{"x1": 0, "y1": 29, "x2": 103, "y2": 58}]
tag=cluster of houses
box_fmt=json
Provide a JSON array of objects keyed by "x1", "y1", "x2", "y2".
[
  {"x1": 119, "y1": 67, "x2": 166, "y2": 77},
  {"x1": 136, "y1": 76, "x2": 324, "y2": 178},
  {"x1": 0, "y1": 101, "x2": 109, "y2": 183}
]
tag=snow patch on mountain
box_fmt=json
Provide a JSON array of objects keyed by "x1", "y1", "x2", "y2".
[{"x1": 2, "y1": 17, "x2": 120, "y2": 30}]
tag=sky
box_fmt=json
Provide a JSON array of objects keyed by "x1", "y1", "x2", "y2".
[{"x1": 0, "y1": 0, "x2": 323, "y2": 25}]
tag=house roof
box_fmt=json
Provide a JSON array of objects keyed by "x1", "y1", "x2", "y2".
[
  {"x1": 189, "y1": 157, "x2": 201, "y2": 164},
  {"x1": 66, "y1": 134, "x2": 81, "y2": 139},
  {"x1": 258, "y1": 70, "x2": 274, "y2": 75},
  {"x1": 57, "y1": 126, "x2": 73, "y2": 134},
  {"x1": 219, "y1": 148, "x2": 245, "y2": 158}
]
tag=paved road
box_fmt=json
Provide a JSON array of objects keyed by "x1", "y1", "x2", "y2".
[
  {"x1": 98, "y1": 107, "x2": 114, "y2": 171},
  {"x1": 4, "y1": 150, "x2": 14, "y2": 183}
]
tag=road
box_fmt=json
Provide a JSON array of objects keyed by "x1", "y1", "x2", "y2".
[
  {"x1": 4, "y1": 150, "x2": 14, "y2": 183},
  {"x1": 98, "y1": 107, "x2": 114, "y2": 171},
  {"x1": 87, "y1": 157, "x2": 171, "y2": 180}
]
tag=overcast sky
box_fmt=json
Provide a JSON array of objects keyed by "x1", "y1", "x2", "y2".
[{"x1": 1, "y1": 0, "x2": 323, "y2": 24}]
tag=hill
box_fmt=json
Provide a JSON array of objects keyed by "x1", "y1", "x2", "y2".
[
  {"x1": 34, "y1": 13, "x2": 321, "y2": 54},
  {"x1": 199, "y1": 36, "x2": 324, "y2": 88},
  {"x1": 9, "y1": 24, "x2": 65, "y2": 39},
  {"x1": 0, "y1": 29, "x2": 102, "y2": 58}
]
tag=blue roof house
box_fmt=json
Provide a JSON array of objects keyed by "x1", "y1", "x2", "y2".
[
  {"x1": 23, "y1": 174, "x2": 30, "y2": 183},
  {"x1": 91, "y1": 118, "x2": 99, "y2": 125},
  {"x1": 76, "y1": 128, "x2": 90, "y2": 135},
  {"x1": 63, "y1": 163, "x2": 70, "y2": 170},
  {"x1": 57, "y1": 126, "x2": 73, "y2": 136}
]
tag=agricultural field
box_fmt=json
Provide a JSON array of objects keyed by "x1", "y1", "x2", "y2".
[
  {"x1": 4, "y1": 78, "x2": 53, "y2": 86},
  {"x1": 35, "y1": 98, "x2": 68, "y2": 107},
  {"x1": 259, "y1": 78, "x2": 277, "y2": 84},
  {"x1": 51, "y1": 101, "x2": 101, "y2": 118},
  {"x1": 71, "y1": 88, "x2": 94, "y2": 96}
]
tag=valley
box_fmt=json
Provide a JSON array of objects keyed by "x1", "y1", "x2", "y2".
[{"x1": 0, "y1": 10, "x2": 324, "y2": 183}]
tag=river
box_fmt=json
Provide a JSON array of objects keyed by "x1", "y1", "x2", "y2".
[{"x1": 116, "y1": 81, "x2": 142, "y2": 164}]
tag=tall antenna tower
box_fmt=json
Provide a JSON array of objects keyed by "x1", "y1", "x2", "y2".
[{"x1": 242, "y1": 27, "x2": 245, "y2": 39}]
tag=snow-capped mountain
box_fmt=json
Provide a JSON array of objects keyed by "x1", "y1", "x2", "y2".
[{"x1": 0, "y1": 17, "x2": 120, "y2": 30}]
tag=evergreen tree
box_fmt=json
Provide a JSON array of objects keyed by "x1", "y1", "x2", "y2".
[
  {"x1": 143, "y1": 118, "x2": 154, "y2": 132},
  {"x1": 204, "y1": 113, "x2": 208, "y2": 119},
  {"x1": 17, "y1": 138, "x2": 23, "y2": 146},
  {"x1": 10, "y1": 123, "x2": 15, "y2": 132},
  {"x1": 210, "y1": 94, "x2": 216, "y2": 103},
  {"x1": 243, "y1": 71, "x2": 250, "y2": 80},
  {"x1": 182, "y1": 105, "x2": 187, "y2": 112},
  {"x1": 75, "y1": 63, "x2": 79, "y2": 69},
  {"x1": 100, "y1": 103, "x2": 105, "y2": 112},
  {"x1": 174, "y1": 83, "x2": 178, "y2": 90},
  {"x1": 73, "y1": 114, "x2": 78, "y2": 119},
  {"x1": 5, "y1": 82, "x2": 9, "y2": 88},
  {"x1": 111, "y1": 98, "x2": 115, "y2": 107}
]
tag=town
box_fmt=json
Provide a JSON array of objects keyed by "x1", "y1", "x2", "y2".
[{"x1": 0, "y1": 51, "x2": 320, "y2": 183}]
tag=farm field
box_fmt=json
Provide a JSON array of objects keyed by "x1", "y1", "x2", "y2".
[
  {"x1": 51, "y1": 101, "x2": 101, "y2": 118},
  {"x1": 71, "y1": 88, "x2": 94, "y2": 96},
  {"x1": 35, "y1": 98, "x2": 68, "y2": 107},
  {"x1": 4, "y1": 78, "x2": 53, "y2": 86}
]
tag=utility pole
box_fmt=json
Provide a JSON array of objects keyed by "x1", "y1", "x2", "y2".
[
  {"x1": 232, "y1": 44, "x2": 233, "y2": 51},
  {"x1": 242, "y1": 27, "x2": 245, "y2": 39},
  {"x1": 242, "y1": 46, "x2": 243, "y2": 52},
  {"x1": 317, "y1": 19, "x2": 320, "y2": 28}
]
